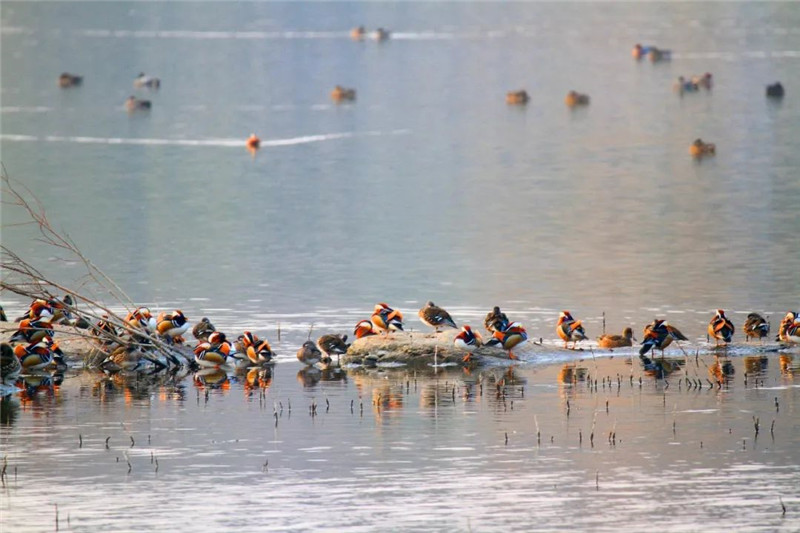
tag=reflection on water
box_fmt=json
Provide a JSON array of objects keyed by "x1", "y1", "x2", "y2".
[{"x1": 2, "y1": 354, "x2": 799, "y2": 531}]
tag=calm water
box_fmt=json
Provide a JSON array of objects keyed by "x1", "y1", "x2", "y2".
[{"x1": 2, "y1": 1, "x2": 800, "y2": 530}]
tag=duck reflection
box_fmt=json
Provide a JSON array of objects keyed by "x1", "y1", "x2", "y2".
[
  {"x1": 297, "y1": 365, "x2": 348, "y2": 388},
  {"x1": 779, "y1": 354, "x2": 799, "y2": 377},
  {"x1": 708, "y1": 355, "x2": 735, "y2": 385},
  {"x1": 1, "y1": 395, "x2": 20, "y2": 426},
  {"x1": 14, "y1": 371, "x2": 63, "y2": 405},
  {"x1": 371, "y1": 384, "x2": 404, "y2": 413},
  {"x1": 558, "y1": 363, "x2": 589, "y2": 385},
  {"x1": 244, "y1": 367, "x2": 272, "y2": 395},
  {"x1": 193, "y1": 369, "x2": 231, "y2": 391},
  {"x1": 743, "y1": 355, "x2": 768, "y2": 377},
  {"x1": 639, "y1": 354, "x2": 684, "y2": 379}
]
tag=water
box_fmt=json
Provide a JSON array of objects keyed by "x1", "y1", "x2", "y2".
[{"x1": 2, "y1": 1, "x2": 800, "y2": 530}]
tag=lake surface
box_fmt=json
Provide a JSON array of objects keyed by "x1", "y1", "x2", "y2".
[{"x1": 1, "y1": 1, "x2": 800, "y2": 531}]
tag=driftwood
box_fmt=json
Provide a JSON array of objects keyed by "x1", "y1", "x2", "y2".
[{"x1": 343, "y1": 329, "x2": 547, "y2": 367}]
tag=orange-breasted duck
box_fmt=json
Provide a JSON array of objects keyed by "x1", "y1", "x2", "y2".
[
  {"x1": 556, "y1": 311, "x2": 587, "y2": 349},
  {"x1": 708, "y1": 309, "x2": 735, "y2": 345}
]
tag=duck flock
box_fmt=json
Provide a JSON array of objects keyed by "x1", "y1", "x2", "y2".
[
  {"x1": 1, "y1": 295, "x2": 799, "y2": 382},
  {"x1": 53, "y1": 36, "x2": 787, "y2": 157}
]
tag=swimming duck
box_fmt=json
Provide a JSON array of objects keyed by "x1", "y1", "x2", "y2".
[
  {"x1": 556, "y1": 311, "x2": 587, "y2": 349},
  {"x1": 194, "y1": 331, "x2": 234, "y2": 368},
  {"x1": 296, "y1": 340, "x2": 323, "y2": 366},
  {"x1": 317, "y1": 334, "x2": 349, "y2": 364},
  {"x1": 674, "y1": 76, "x2": 699, "y2": 93},
  {"x1": 597, "y1": 327, "x2": 636, "y2": 349},
  {"x1": 631, "y1": 44, "x2": 652, "y2": 60},
  {"x1": 371, "y1": 303, "x2": 404, "y2": 333},
  {"x1": 689, "y1": 138, "x2": 715, "y2": 158},
  {"x1": 0, "y1": 305, "x2": 6, "y2": 321},
  {"x1": 156, "y1": 309, "x2": 190, "y2": 344},
  {"x1": 125, "y1": 96, "x2": 151, "y2": 112},
  {"x1": 506, "y1": 90, "x2": 530, "y2": 105},
  {"x1": 245, "y1": 134, "x2": 261, "y2": 151},
  {"x1": 708, "y1": 309, "x2": 735, "y2": 345},
  {"x1": 126, "y1": 307, "x2": 157, "y2": 332},
  {"x1": 484, "y1": 306, "x2": 510, "y2": 334},
  {"x1": 58, "y1": 72, "x2": 83, "y2": 88},
  {"x1": 486, "y1": 322, "x2": 527, "y2": 359},
  {"x1": 647, "y1": 47, "x2": 671, "y2": 62},
  {"x1": 454, "y1": 325, "x2": 483, "y2": 363},
  {"x1": 133, "y1": 73, "x2": 160, "y2": 89},
  {"x1": 13, "y1": 336, "x2": 65, "y2": 371},
  {"x1": 640, "y1": 319, "x2": 689, "y2": 356},
  {"x1": 418, "y1": 301, "x2": 458, "y2": 333},
  {"x1": 565, "y1": 90, "x2": 590, "y2": 107},
  {"x1": 192, "y1": 317, "x2": 216, "y2": 342},
  {"x1": 692, "y1": 72, "x2": 713, "y2": 90},
  {"x1": 350, "y1": 26, "x2": 365, "y2": 40},
  {"x1": 354, "y1": 319, "x2": 378, "y2": 339},
  {"x1": 9, "y1": 317, "x2": 55, "y2": 345},
  {"x1": 238, "y1": 332, "x2": 275, "y2": 365},
  {"x1": 331, "y1": 85, "x2": 356, "y2": 102},
  {"x1": 1, "y1": 343, "x2": 22, "y2": 380},
  {"x1": 766, "y1": 82, "x2": 784, "y2": 98},
  {"x1": 372, "y1": 27, "x2": 390, "y2": 41}
]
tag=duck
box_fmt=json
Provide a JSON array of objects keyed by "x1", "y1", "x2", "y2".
[
  {"x1": 506, "y1": 90, "x2": 530, "y2": 105},
  {"x1": 778, "y1": 312, "x2": 800, "y2": 344},
  {"x1": 597, "y1": 327, "x2": 636, "y2": 349},
  {"x1": 647, "y1": 47, "x2": 671, "y2": 62},
  {"x1": 742, "y1": 313, "x2": 769, "y2": 342},
  {"x1": 331, "y1": 85, "x2": 356, "y2": 102},
  {"x1": 640, "y1": 319, "x2": 689, "y2": 356},
  {"x1": 484, "y1": 306, "x2": 510, "y2": 334},
  {"x1": 58, "y1": 72, "x2": 83, "y2": 88},
  {"x1": 1, "y1": 343, "x2": 22, "y2": 380},
  {"x1": 9, "y1": 317, "x2": 55, "y2": 345},
  {"x1": 454, "y1": 325, "x2": 483, "y2": 363},
  {"x1": 192, "y1": 317, "x2": 216, "y2": 342},
  {"x1": 692, "y1": 72, "x2": 713, "y2": 90},
  {"x1": 16, "y1": 299, "x2": 55, "y2": 322},
  {"x1": 126, "y1": 307, "x2": 157, "y2": 332},
  {"x1": 766, "y1": 82, "x2": 784, "y2": 98},
  {"x1": 100, "y1": 344, "x2": 153, "y2": 373},
  {"x1": 486, "y1": 322, "x2": 527, "y2": 359},
  {"x1": 238, "y1": 332, "x2": 275, "y2": 365},
  {"x1": 565, "y1": 90, "x2": 590, "y2": 107},
  {"x1": 125, "y1": 96, "x2": 151, "y2": 112},
  {"x1": 631, "y1": 43, "x2": 653, "y2": 60},
  {"x1": 13, "y1": 336, "x2": 65, "y2": 371},
  {"x1": 156, "y1": 309, "x2": 190, "y2": 344},
  {"x1": 354, "y1": 319, "x2": 378, "y2": 339},
  {"x1": 194, "y1": 331, "x2": 235, "y2": 368},
  {"x1": 0, "y1": 305, "x2": 6, "y2": 321},
  {"x1": 350, "y1": 25, "x2": 365, "y2": 40},
  {"x1": 246, "y1": 134, "x2": 261, "y2": 151},
  {"x1": 372, "y1": 27, "x2": 390, "y2": 41},
  {"x1": 708, "y1": 309, "x2": 735, "y2": 345},
  {"x1": 371, "y1": 303, "x2": 404, "y2": 333},
  {"x1": 674, "y1": 76, "x2": 699, "y2": 93},
  {"x1": 317, "y1": 334, "x2": 349, "y2": 365},
  {"x1": 133, "y1": 73, "x2": 160, "y2": 89},
  {"x1": 91, "y1": 315, "x2": 119, "y2": 346},
  {"x1": 689, "y1": 138, "x2": 715, "y2": 157},
  {"x1": 556, "y1": 311, "x2": 587, "y2": 349},
  {"x1": 297, "y1": 340, "x2": 323, "y2": 366},
  {"x1": 418, "y1": 301, "x2": 458, "y2": 333}
]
